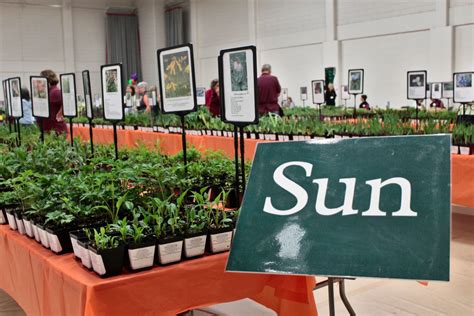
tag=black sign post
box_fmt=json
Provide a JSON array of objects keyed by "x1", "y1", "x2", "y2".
[
  {"x1": 82, "y1": 70, "x2": 95, "y2": 155},
  {"x1": 30, "y1": 76, "x2": 50, "y2": 143},
  {"x1": 60, "y1": 73, "x2": 78, "y2": 147},
  {"x1": 407, "y1": 70, "x2": 428, "y2": 131},
  {"x1": 348, "y1": 69, "x2": 364, "y2": 118}
]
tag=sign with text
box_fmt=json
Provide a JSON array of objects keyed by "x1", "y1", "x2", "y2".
[
  {"x1": 82, "y1": 70, "x2": 93, "y2": 119},
  {"x1": 348, "y1": 69, "x2": 364, "y2": 94},
  {"x1": 431, "y1": 82, "x2": 442, "y2": 99},
  {"x1": 407, "y1": 70, "x2": 427, "y2": 100},
  {"x1": 8, "y1": 77, "x2": 23, "y2": 118},
  {"x1": 442, "y1": 82, "x2": 453, "y2": 99},
  {"x1": 453, "y1": 72, "x2": 474, "y2": 103},
  {"x1": 30, "y1": 76, "x2": 50, "y2": 118},
  {"x1": 227, "y1": 135, "x2": 451, "y2": 281},
  {"x1": 60, "y1": 73, "x2": 77, "y2": 118},
  {"x1": 101, "y1": 63, "x2": 124, "y2": 121},
  {"x1": 219, "y1": 45, "x2": 258, "y2": 125},
  {"x1": 312, "y1": 80, "x2": 325, "y2": 104},
  {"x1": 157, "y1": 44, "x2": 197, "y2": 114}
]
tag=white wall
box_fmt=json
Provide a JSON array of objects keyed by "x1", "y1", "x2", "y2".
[{"x1": 189, "y1": 0, "x2": 474, "y2": 108}]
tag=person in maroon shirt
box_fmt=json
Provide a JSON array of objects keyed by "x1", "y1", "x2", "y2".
[
  {"x1": 39, "y1": 69, "x2": 67, "y2": 134},
  {"x1": 429, "y1": 98, "x2": 445, "y2": 109},
  {"x1": 205, "y1": 79, "x2": 218, "y2": 108},
  {"x1": 257, "y1": 64, "x2": 281, "y2": 116},
  {"x1": 207, "y1": 81, "x2": 221, "y2": 117}
]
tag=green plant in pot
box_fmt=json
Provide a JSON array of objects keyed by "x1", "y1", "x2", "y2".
[
  {"x1": 183, "y1": 204, "x2": 208, "y2": 259},
  {"x1": 87, "y1": 226, "x2": 125, "y2": 278},
  {"x1": 125, "y1": 220, "x2": 156, "y2": 271},
  {"x1": 207, "y1": 190, "x2": 234, "y2": 254},
  {"x1": 44, "y1": 210, "x2": 76, "y2": 254},
  {"x1": 155, "y1": 197, "x2": 185, "y2": 265}
]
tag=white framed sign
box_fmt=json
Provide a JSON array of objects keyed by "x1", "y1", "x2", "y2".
[
  {"x1": 2, "y1": 80, "x2": 10, "y2": 117},
  {"x1": 341, "y1": 85, "x2": 350, "y2": 100},
  {"x1": 60, "y1": 73, "x2": 77, "y2": 118},
  {"x1": 157, "y1": 43, "x2": 197, "y2": 114},
  {"x1": 82, "y1": 70, "x2": 93, "y2": 119},
  {"x1": 442, "y1": 82, "x2": 453, "y2": 99},
  {"x1": 281, "y1": 88, "x2": 288, "y2": 102},
  {"x1": 8, "y1": 77, "x2": 23, "y2": 118},
  {"x1": 196, "y1": 87, "x2": 206, "y2": 106},
  {"x1": 300, "y1": 87, "x2": 308, "y2": 101},
  {"x1": 430, "y1": 82, "x2": 442, "y2": 99},
  {"x1": 219, "y1": 45, "x2": 258, "y2": 125},
  {"x1": 311, "y1": 80, "x2": 325, "y2": 104},
  {"x1": 150, "y1": 90, "x2": 157, "y2": 106},
  {"x1": 30, "y1": 76, "x2": 50, "y2": 118},
  {"x1": 453, "y1": 72, "x2": 474, "y2": 103},
  {"x1": 407, "y1": 70, "x2": 427, "y2": 100},
  {"x1": 348, "y1": 69, "x2": 364, "y2": 94},
  {"x1": 101, "y1": 63, "x2": 124, "y2": 121}
]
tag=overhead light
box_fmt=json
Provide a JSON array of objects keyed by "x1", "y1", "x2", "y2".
[{"x1": 49, "y1": 4, "x2": 62, "y2": 8}]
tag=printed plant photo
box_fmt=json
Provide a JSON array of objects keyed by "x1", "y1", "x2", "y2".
[
  {"x1": 163, "y1": 50, "x2": 192, "y2": 98},
  {"x1": 32, "y1": 79, "x2": 47, "y2": 99},
  {"x1": 350, "y1": 71, "x2": 362, "y2": 91},
  {"x1": 409, "y1": 74, "x2": 425, "y2": 87},
  {"x1": 196, "y1": 87, "x2": 205, "y2": 97},
  {"x1": 300, "y1": 87, "x2": 307, "y2": 95},
  {"x1": 62, "y1": 77, "x2": 71, "y2": 94},
  {"x1": 11, "y1": 79, "x2": 20, "y2": 98},
  {"x1": 106, "y1": 69, "x2": 118, "y2": 93},
  {"x1": 443, "y1": 82, "x2": 453, "y2": 91},
  {"x1": 456, "y1": 73, "x2": 472, "y2": 88},
  {"x1": 434, "y1": 83, "x2": 440, "y2": 92},
  {"x1": 314, "y1": 81, "x2": 323, "y2": 94},
  {"x1": 230, "y1": 51, "x2": 248, "y2": 92}
]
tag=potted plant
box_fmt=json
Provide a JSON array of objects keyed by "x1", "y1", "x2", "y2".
[
  {"x1": 126, "y1": 222, "x2": 156, "y2": 270},
  {"x1": 183, "y1": 190, "x2": 208, "y2": 258},
  {"x1": 77, "y1": 228, "x2": 93, "y2": 269},
  {"x1": 156, "y1": 201, "x2": 184, "y2": 265},
  {"x1": 44, "y1": 210, "x2": 76, "y2": 254},
  {"x1": 207, "y1": 190, "x2": 233, "y2": 253},
  {"x1": 87, "y1": 227, "x2": 125, "y2": 277}
]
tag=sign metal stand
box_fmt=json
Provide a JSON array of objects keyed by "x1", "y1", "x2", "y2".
[
  {"x1": 315, "y1": 277, "x2": 356, "y2": 316},
  {"x1": 180, "y1": 114, "x2": 188, "y2": 174},
  {"x1": 82, "y1": 70, "x2": 95, "y2": 156}
]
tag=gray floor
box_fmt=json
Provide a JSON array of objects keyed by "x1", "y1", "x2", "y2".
[{"x1": 1, "y1": 210, "x2": 473, "y2": 316}]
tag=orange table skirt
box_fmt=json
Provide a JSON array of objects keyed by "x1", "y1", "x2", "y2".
[
  {"x1": 72, "y1": 126, "x2": 474, "y2": 208},
  {"x1": 0, "y1": 225, "x2": 317, "y2": 316}
]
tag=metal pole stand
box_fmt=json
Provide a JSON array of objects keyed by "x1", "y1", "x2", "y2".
[
  {"x1": 16, "y1": 118, "x2": 21, "y2": 146},
  {"x1": 314, "y1": 277, "x2": 356, "y2": 316},
  {"x1": 88, "y1": 118, "x2": 94, "y2": 156},
  {"x1": 415, "y1": 100, "x2": 419, "y2": 131},
  {"x1": 180, "y1": 114, "x2": 188, "y2": 175},
  {"x1": 69, "y1": 117, "x2": 74, "y2": 147},
  {"x1": 233, "y1": 126, "x2": 240, "y2": 206},
  {"x1": 112, "y1": 122, "x2": 119, "y2": 160},
  {"x1": 352, "y1": 94, "x2": 358, "y2": 118}
]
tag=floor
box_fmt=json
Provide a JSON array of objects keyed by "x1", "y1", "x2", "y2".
[{"x1": 1, "y1": 210, "x2": 473, "y2": 316}]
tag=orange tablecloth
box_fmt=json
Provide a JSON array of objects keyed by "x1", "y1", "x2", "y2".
[
  {"x1": 0, "y1": 225, "x2": 317, "y2": 316},
  {"x1": 73, "y1": 126, "x2": 474, "y2": 208}
]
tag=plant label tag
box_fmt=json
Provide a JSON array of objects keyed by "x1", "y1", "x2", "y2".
[
  {"x1": 33, "y1": 225, "x2": 41, "y2": 242},
  {"x1": 228, "y1": 135, "x2": 451, "y2": 281},
  {"x1": 90, "y1": 251, "x2": 106, "y2": 275},
  {"x1": 0, "y1": 212, "x2": 6, "y2": 224},
  {"x1": 38, "y1": 228, "x2": 50, "y2": 248},
  {"x1": 184, "y1": 235, "x2": 207, "y2": 258},
  {"x1": 16, "y1": 218, "x2": 25, "y2": 235},
  {"x1": 6, "y1": 213, "x2": 17, "y2": 230},
  {"x1": 48, "y1": 233, "x2": 63, "y2": 253},
  {"x1": 71, "y1": 238, "x2": 81, "y2": 259},
  {"x1": 23, "y1": 220, "x2": 33, "y2": 237},
  {"x1": 128, "y1": 245, "x2": 156, "y2": 270},
  {"x1": 80, "y1": 247, "x2": 92, "y2": 269},
  {"x1": 210, "y1": 231, "x2": 232, "y2": 253},
  {"x1": 158, "y1": 240, "x2": 183, "y2": 264}
]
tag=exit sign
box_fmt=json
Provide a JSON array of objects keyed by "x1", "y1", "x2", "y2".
[{"x1": 227, "y1": 135, "x2": 451, "y2": 281}]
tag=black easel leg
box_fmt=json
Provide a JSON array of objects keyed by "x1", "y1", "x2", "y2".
[
  {"x1": 16, "y1": 119, "x2": 21, "y2": 146},
  {"x1": 353, "y1": 95, "x2": 357, "y2": 118},
  {"x1": 69, "y1": 118, "x2": 74, "y2": 147},
  {"x1": 415, "y1": 103, "x2": 419, "y2": 131},
  {"x1": 318, "y1": 104, "x2": 322, "y2": 121},
  {"x1": 40, "y1": 119, "x2": 44, "y2": 143},
  {"x1": 113, "y1": 123, "x2": 119, "y2": 160},
  {"x1": 233, "y1": 126, "x2": 240, "y2": 204},
  {"x1": 181, "y1": 115, "x2": 187, "y2": 174},
  {"x1": 89, "y1": 118, "x2": 94, "y2": 155},
  {"x1": 239, "y1": 127, "x2": 246, "y2": 193},
  {"x1": 339, "y1": 279, "x2": 356, "y2": 316},
  {"x1": 328, "y1": 277, "x2": 335, "y2": 316}
]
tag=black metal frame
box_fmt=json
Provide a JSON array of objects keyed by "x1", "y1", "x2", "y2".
[
  {"x1": 82, "y1": 70, "x2": 95, "y2": 155},
  {"x1": 218, "y1": 45, "x2": 259, "y2": 126},
  {"x1": 407, "y1": 70, "x2": 427, "y2": 100},
  {"x1": 157, "y1": 43, "x2": 198, "y2": 115},
  {"x1": 100, "y1": 63, "x2": 125, "y2": 122},
  {"x1": 30, "y1": 76, "x2": 51, "y2": 119},
  {"x1": 314, "y1": 277, "x2": 356, "y2": 316},
  {"x1": 453, "y1": 72, "x2": 474, "y2": 104},
  {"x1": 348, "y1": 69, "x2": 364, "y2": 95}
]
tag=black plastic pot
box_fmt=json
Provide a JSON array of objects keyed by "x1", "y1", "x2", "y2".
[
  {"x1": 183, "y1": 231, "x2": 207, "y2": 259},
  {"x1": 45, "y1": 227, "x2": 74, "y2": 254},
  {"x1": 156, "y1": 235, "x2": 183, "y2": 265},
  {"x1": 126, "y1": 237, "x2": 156, "y2": 271},
  {"x1": 208, "y1": 226, "x2": 233, "y2": 254},
  {"x1": 88, "y1": 243, "x2": 125, "y2": 278}
]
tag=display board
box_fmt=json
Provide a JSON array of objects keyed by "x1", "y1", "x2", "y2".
[
  {"x1": 8, "y1": 77, "x2": 23, "y2": 118},
  {"x1": 60, "y1": 73, "x2": 77, "y2": 118},
  {"x1": 281, "y1": 88, "x2": 288, "y2": 102},
  {"x1": 82, "y1": 70, "x2": 93, "y2": 119},
  {"x1": 407, "y1": 70, "x2": 427, "y2": 100},
  {"x1": 150, "y1": 90, "x2": 157, "y2": 107},
  {"x1": 453, "y1": 72, "x2": 474, "y2": 103},
  {"x1": 227, "y1": 135, "x2": 451, "y2": 281},
  {"x1": 101, "y1": 63, "x2": 124, "y2": 121},
  {"x1": 30, "y1": 76, "x2": 50, "y2": 118},
  {"x1": 300, "y1": 87, "x2": 308, "y2": 101},
  {"x1": 442, "y1": 82, "x2": 453, "y2": 99},
  {"x1": 431, "y1": 82, "x2": 442, "y2": 99},
  {"x1": 219, "y1": 45, "x2": 258, "y2": 125},
  {"x1": 157, "y1": 44, "x2": 197, "y2": 114},
  {"x1": 311, "y1": 80, "x2": 325, "y2": 104},
  {"x1": 348, "y1": 69, "x2": 364, "y2": 94},
  {"x1": 2, "y1": 80, "x2": 9, "y2": 116},
  {"x1": 341, "y1": 85, "x2": 350, "y2": 100},
  {"x1": 196, "y1": 87, "x2": 206, "y2": 106}
]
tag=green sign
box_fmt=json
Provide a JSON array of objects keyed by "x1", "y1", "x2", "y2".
[{"x1": 227, "y1": 135, "x2": 450, "y2": 281}]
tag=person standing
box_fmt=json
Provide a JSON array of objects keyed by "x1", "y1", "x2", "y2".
[
  {"x1": 429, "y1": 98, "x2": 445, "y2": 109},
  {"x1": 19, "y1": 87, "x2": 35, "y2": 125},
  {"x1": 359, "y1": 95, "x2": 370, "y2": 110},
  {"x1": 257, "y1": 64, "x2": 281, "y2": 115},
  {"x1": 136, "y1": 82, "x2": 151, "y2": 113},
  {"x1": 207, "y1": 81, "x2": 221, "y2": 117},
  {"x1": 324, "y1": 83, "x2": 337, "y2": 106},
  {"x1": 39, "y1": 69, "x2": 67, "y2": 134},
  {"x1": 205, "y1": 79, "x2": 218, "y2": 108}
]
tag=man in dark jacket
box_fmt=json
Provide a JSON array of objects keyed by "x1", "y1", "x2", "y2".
[{"x1": 257, "y1": 64, "x2": 281, "y2": 115}]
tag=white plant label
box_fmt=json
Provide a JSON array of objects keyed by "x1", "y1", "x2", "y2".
[
  {"x1": 8, "y1": 78, "x2": 22, "y2": 118},
  {"x1": 210, "y1": 231, "x2": 232, "y2": 253},
  {"x1": 0, "y1": 212, "x2": 6, "y2": 224},
  {"x1": 128, "y1": 245, "x2": 156, "y2": 270},
  {"x1": 39, "y1": 228, "x2": 50, "y2": 248},
  {"x1": 80, "y1": 247, "x2": 92, "y2": 269},
  {"x1": 90, "y1": 251, "x2": 106, "y2": 275},
  {"x1": 158, "y1": 240, "x2": 183, "y2": 264},
  {"x1": 6, "y1": 213, "x2": 17, "y2": 230},
  {"x1": 70, "y1": 238, "x2": 81, "y2": 259},
  {"x1": 33, "y1": 225, "x2": 41, "y2": 243},
  {"x1": 48, "y1": 233, "x2": 63, "y2": 253},
  {"x1": 407, "y1": 71, "x2": 427, "y2": 100},
  {"x1": 16, "y1": 217, "x2": 26, "y2": 235},
  {"x1": 23, "y1": 220, "x2": 33, "y2": 238},
  {"x1": 184, "y1": 235, "x2": 207, "y2": 258}
]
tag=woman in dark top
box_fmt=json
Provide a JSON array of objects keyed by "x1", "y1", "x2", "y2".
[
  {"x1": 39, "y1": 69, "x2": 67, "y2": 134},
  {"x1": 359, "y1": 95, "x2": 370, "y2": 110},
  {"x1": 324, "y1": 83, "x2": 337, "y2": 106},
  {"x1": 207, "y1": 82, "x2": 221, "y2": 117},
  {"x1": 137, "y1": 82, "x2": 151, "y2": 112}
]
